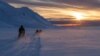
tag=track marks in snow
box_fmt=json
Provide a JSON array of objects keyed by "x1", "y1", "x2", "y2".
[{"x1": 0, "y1": 34, "x2": 41, "y2": 56}]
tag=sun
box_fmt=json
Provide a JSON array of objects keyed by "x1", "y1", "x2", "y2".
[{"x1": 72, "y1": 12, "x2": 84, "y2": 20}]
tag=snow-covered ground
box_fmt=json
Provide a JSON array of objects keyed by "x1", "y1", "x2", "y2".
[
  {"x1": 0, "y1": 28, "x2": 41, "y2": 56},
  {"x1": 0, "y1": 27, "x2": 100, "y2": 56},
  {"x1": 41, "y1": 27, "x2": 100, "y2": 56}
]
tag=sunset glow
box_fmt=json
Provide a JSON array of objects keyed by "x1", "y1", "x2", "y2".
[
  {"x1": 72, "y1": 12, "x2": 85, "y2": 20},
  {"x1": 9, "y1": 0, "x2": 100, "y2": 21}
]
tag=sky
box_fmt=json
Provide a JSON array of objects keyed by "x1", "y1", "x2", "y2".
[{"x1": 1, "y1": 0, "x2": 100, "y2": 20}]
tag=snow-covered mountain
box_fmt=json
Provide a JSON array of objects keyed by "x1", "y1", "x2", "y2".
[{"x1": 0, "y1": 1, "x2": 53, "y2": 28}]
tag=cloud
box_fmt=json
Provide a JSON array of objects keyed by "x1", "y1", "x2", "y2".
[
  {"x1": 1, "y1": 0, "x2": 100, "y2": 19},
  {"x1": 1, "y1": 0, "x2": 66, "y2": 8},
  {"x1": 51, "y1": 0, "x2": 100, "y2": 8},
  {"x1": 1, "y1": 0, "x2": 100, "y2": 10}
]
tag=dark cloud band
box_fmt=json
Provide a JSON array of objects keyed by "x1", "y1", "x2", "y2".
[{"x1": 1, "y1": 0, "x2": 100, "y2": 9}]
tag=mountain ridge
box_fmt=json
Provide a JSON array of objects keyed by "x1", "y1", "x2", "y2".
[{"x1": 0, "y1": 1, "x2": 53, "y2": 28}]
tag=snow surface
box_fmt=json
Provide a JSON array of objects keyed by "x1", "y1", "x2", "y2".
[
  {"x1": 0, "y1": 28, "x2": 41, "y2": 56},
  {"x1": 0, "y1": 27, "x2": 100, "y2": 56},
  {"x1": 41, "y1": 27, "x2": 100, "y2": 56}
]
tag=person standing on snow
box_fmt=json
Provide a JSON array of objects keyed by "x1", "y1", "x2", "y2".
[{"x1": 18, "y1": 25, "x2": 25, "y2": 38}]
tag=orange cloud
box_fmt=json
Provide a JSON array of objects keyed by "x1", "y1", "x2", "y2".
[{"x1": 9, "y1": 2, "x2": 100, "y2": 20}]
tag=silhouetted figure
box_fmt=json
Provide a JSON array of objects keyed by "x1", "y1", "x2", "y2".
[
  {"x1": 35, "y1": 29, "x2": 42, "y2": 35},
  {"x1": 18, "y1": 25, "x2": 25, "y2": 38}
]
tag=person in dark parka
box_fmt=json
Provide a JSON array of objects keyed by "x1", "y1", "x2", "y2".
[{"x1": 18, "y1": 25, "x2": 25, "y2": 38}]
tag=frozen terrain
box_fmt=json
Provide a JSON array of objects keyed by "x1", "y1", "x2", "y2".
[
  {"x1": 0, "y1": 28, "x2": 41, "y2": 56},
  {"x1": 40, "y1": 27, "x2": 100, "y2": 56},
  {"x1": 0, "y1": 27, "x2": 100, "y2": 56}
]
